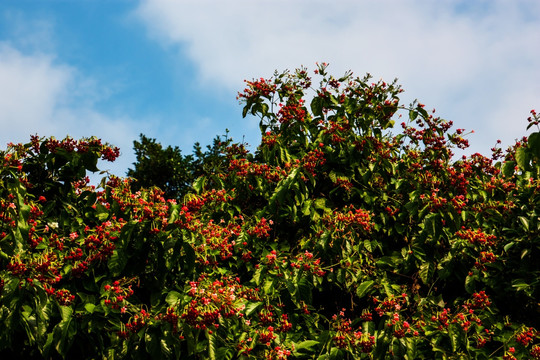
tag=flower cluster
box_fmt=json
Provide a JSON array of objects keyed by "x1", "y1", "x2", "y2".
[
  {"x1": 300, "y1": 149, "x2": 326, "y2": 177},
  {"x1": 290, "y1": 251, "x2": 326, "y2": 277},
  {"x1": 373, "y1": 293, "x2": 408, "y2": 317},
  {"x1": 324, "y1": 205, "x2": 373, "y2": 233},
  {"x1": 516, "y1": 327, "x2": 537, "y2": 346},
  {"x1": 228, "y1": 158, "x2": 285, "y2": 182},
  {"x1": 263, "y1": 345, "x2": 292, "y2": 360},
  {"x1": 247, "y1": 217, "x2": 272, "y2": 238},
  {"x1": 334, "y1": 177, "x2": 353, "y2": 192},
  {"x1": 156, "y1": 307, "x2": 180, "y2": 333},
  {"x1": 331, "y1": 309, "x2": 375, "y2": 354},
  {"x1": 125, "y1": 308, "x2": 150, "y2": 334},
  {"x1": 103, "y1": 278, "x2": 136, "y2": 309},
  {"x1": 260, "y1": 132, "x2": 279, "y2": 148},
  {"x1": 191, "y1": 219, "x2": 242, "y2": 265},
  {"x1": 277, "y1": 100, "x2": 307, "y2": 124},
  {"x1": 456, "y1": 227, "x2": 497, "y2": 246},
  {"x1": 181, "y1": 275, "x2": 252, "y2": 330},
  {"x1": 456, "y1": 227, "x2": 498, "y2": 270},
  {"x1": 51, "y1": 288, "x2": 75, "y2": 306},
  {"x1": 238, "y1": 78, "x2": 276, "y2": 100},
  {"x1": 321, "y1": 118, "x2": 351, "y2": 144}
]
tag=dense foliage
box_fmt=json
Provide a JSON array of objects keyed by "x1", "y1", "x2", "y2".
[
  {"x1": 127, "y1": 134, "x2": 197, "y2": 199},
  {"x1": 1, "y1": 64, "x2": 540, "y2": 359},
  {"x1": 127, "y1": 133, "x2": 233, "y2": 200}
]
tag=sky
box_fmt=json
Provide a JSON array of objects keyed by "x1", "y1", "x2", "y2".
[{"x1": 0, "y1": 0, "x2": 539, "y2": 178}]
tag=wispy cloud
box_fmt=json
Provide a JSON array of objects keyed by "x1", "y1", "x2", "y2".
[{"x1": 135, "y1": 0, "x2": 540, "y2": 155}]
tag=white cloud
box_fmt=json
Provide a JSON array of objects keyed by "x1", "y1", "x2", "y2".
[
  {"x1": 0, "y1": 43, "x2": 72, "y2": 140},
  {"x1": 135, "y1": 0, "x2": 540, "y2": 155},
  {"x1": 0, "y1": 43, "x2": 138, "y2": 178}
]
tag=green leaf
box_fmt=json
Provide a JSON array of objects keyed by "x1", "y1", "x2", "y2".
[
  {"x1": 263, "y1": 278, "x2": 276, "y2": 295},
  {"x1": 417, "y1": 106, "x2": 429, "y2": 119},
  {"x1": 356, "y1": 280, "x2": 374, "y2": 298},
  {"x1": 167, "y1": 204, "x2": 180, "y2": 224},
  {"x1": 84, "y1": 303, "x2": 95, "y2": 313},
  {"x1": 283, "y1": 279, "x2": 295, "y2": 297},
  {"x1": 448, "y1": 325, "x2": 459, "y2": 352},
  {"x1": 422, "y1": 213, "x2": 440, "y2": 238},
  {"x1": 160, "y1": 338, "x2": 173, "y2": 359},
  {"x1": 293, "y1": 340, "x2": 320, "y2": 354},
  {"x1": 528, "y1": 132, "x2": 540, "y2": 158},
  {"x1": 53, "y1": 306, "x2": 75, "y2": 357},
  {"x1": 302, "y1": 199, "x2": 313, "y2": 216},
  {"x1": 519, "y1": 216, "x2": 530, "y2": 231},
  {"x1": 465, "y1": 274, "x2": 475, "y2": 293},
  {"x1": 404, "y1": 336, "x2": 417, "y2": 359},
  {"x1": 42, "y1": 332, "x2": 54, "y2": 358},
  {"x1": 419, "y1": 262, "x2": 434, "y2": 285},
  {"x1": 192, "y1": 176, "x2": 206, "y2": 194},
  {"x1": 245, "y1": 302, "x2": 263, "y2": 317},
  {"x1": 516, "y1": 147, "x2": 530, "y2": 170},
  {"x1": 502, "y1": 161, "x2": 516, "y2": 177},
  {"x1": 261, "y1": 103, "x2": 269, "y2": 116},
  {"x1": 512, "y1": 279, "x2": 532, "y2": 296},
  {"x1": 145, "y1": 329, "x2": 161, "y2": 359},
  {"x1": 81, "y1": 152, "x2": 100, "y2": 172},
  {"x1": 59, "y1": 305, "x2": 73, "y2": 322},
  {"x1": 296, "y1": 276, "x2": 312, "y2": 303},
  {"x1": 313, "y1": 198, "x2": 329, "y2": 212},
  {"x1": 279, "y1": 146, "x2": 289, "y2": 163},
  {"x1": 363, "y1": 239, "x2": 372, "y2": 252},
  {"x1": 208, "y1": 330, "x2": 216, "y2": 360},
  {"x1": 329, "y1": 346, "x2": 343, "y2": 360},
  {"x1": 328, "y1": 171, "x2": 337, "y2": 183},
  {"x1": 95, "y1": 203, "x2": 109, "y2": 221},
  {"x1": 264, "y1": 168, "x2": 299, "y2": 214},
  {"x1": 108, "y1": 250, "x2": 127, "y2": 277},
  {"x1": 504, "y1": 242, "x2": 515, "y2": 252},
  {"x1": 166, "y1": 291, "x2": 182, "y2": 307},
  {"x1": 311, "y1": 96, "x2": 323, "y2": 117},
  {"x1": 252, "y1": 266, "x2": 264, "y2": 286}
]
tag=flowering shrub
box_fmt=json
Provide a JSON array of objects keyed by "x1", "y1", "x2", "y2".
[{"x1": 1, "y1": 65, "x2": 540, "y2": 359}]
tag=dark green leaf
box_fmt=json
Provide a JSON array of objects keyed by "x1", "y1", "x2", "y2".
[
  {"x1": 516, "y1": 147, "x2": 530, "y2": 170},
  {"x1": 311, "y1": 96, "x2": 323, "y2": 117},
  {"x1": 502, "y1": 161, "x2": 516, "y2": 177},
  {"x1": 528, "y1": 132, "x2": 540, "y2": 158},
  {"x1": 108, "y1": 250, "x2": 127, "y2": 277}
]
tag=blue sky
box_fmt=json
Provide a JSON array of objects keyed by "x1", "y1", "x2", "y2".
[{"x1": 1, "y1": 0, "x2": 539, "y2": 178}]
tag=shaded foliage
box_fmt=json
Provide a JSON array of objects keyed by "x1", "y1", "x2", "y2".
[
  {"x1": 127, "y1": 134, "x2": 196, "y2": 199},
  {"x1": 127, "y1": 134, "x2": 232, "y2": 200}
]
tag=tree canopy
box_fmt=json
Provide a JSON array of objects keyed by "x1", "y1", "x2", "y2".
[
  {"x1": 1, "y1": 64, "x2": 540, "y2": 359},
  {"x1": 127, "y1": 133, "x2": 232, "y2": 200}
]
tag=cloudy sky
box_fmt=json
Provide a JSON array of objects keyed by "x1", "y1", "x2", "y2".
[{"x1": 1, "y1": 0, "x2": 539, "y2": 177}]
